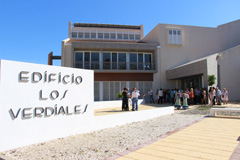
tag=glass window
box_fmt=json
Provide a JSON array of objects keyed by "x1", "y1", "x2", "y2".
[
  {"x1": 75, "y1": 52, "x2": 83, "y2": 69},
  {"x1": 91, "y1": 52, "x2": 99, "y2": 69},
  {"x1": 104, "y1": 33, "x2": 109, "y2": 39},
  {"x1": 98, "y1": 33, "x2": 103, "y2": 39},
  {"x1": 117, "y1": 33, "x2": 123, "y2": 39},
  {"x1": 177, "y1": 30, "x2": 181, "y2": 35},
  {"x1": 123, "y1": 34, "x2": 128, "y2": 40},
  {"x1": 112, "y1": 53, "x2": 117, "y2": 69},
  {"x1": 110, "y1": 33, "x2": 116, "y2": 39},
  {"x1": 84, "y1": 52, "x2": 90, "y2": 69},
  {"x1": 118, "y1": 53, "x2": 126, "y2": 69},
  {"x1": 169, "y1": 30, "x2": 172, "y2": 35},
  {"x1": 138, "y1": 53, "x2": 143, "y2": 70},
  {"x1": 91, "y1": 32, "x2": 96, "y2": 38},
  {"x1": 85, "y1": 32, "x2": 90, "y2": 38},
  {"x1": 135, "y1": 34, "x2": 140, "y2": 40},
  {"x1": 129, "y1": 34, "x2": 134, "y2": 40},
  {"x1": 103, "y1": 52, "x2": 111, "y2": 69},
  {"x1": 75, "y1": 52, "x2": 83, "y2": 61},
  {"x1": 144, "y1": 54, "x2": 152, "y2": 70},
  {"x1": 78, "y1": 32, "x2": 84, "y2": 38},
  {"x1": 130, "y1": 53, "x2": 137, "y2": 70},
  {"x1": 173, "y1": 30, "x2": 176, "y2": 35},
  {"x1": 72, "y1": 32, "x2": 77, "y2": 38}
]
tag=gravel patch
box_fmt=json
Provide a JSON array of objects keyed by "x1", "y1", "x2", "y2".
[{"x1": 2, "y1": 114, "x2": 204, "y2": 160}]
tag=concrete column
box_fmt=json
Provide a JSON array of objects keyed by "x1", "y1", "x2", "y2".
[
  {"x1": 99, "y1": 82, "x2": 103, "y2": 101},
  {"x1": 126, "y1": 52, "x2": 130, "y2": 70}
]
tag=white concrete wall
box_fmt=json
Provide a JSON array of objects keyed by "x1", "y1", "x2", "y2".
[
  {"x1": 0, "y1": 60, "x2": 94, "y2": 152},
  {"x1": 207, "y1": 54, "x2": 218, "y2": 88},
  {"x1": 218, "y1": 45, "x2": 240, "y2": 101},
  {"x1": 94, "y1": 99, "x2": 143, "y2": 109},
  {"x1": 143, "y1": 20, "x2": 240, "y2": 90}
]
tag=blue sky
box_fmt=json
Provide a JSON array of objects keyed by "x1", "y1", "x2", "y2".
[{"x1": 0, "y1": 0, "x2": 239, "y2": 66}]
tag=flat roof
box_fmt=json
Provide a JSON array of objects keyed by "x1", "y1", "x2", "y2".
[{"x1": 73, "y1": 23, "x2": 141, "y2": 30}]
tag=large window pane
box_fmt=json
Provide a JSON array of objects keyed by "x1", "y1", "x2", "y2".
[
  {"x1": 78, "y1": 32, "x2": 84, "y2": 38},
  {"x1": 91, "y1": 52, "x2": 99, "y2": 69},
  {"x1": 85, "y1": 32, "x2": 90, "y2": 38},
  {"x1": 117, "y1": 33, "x2": 123, "y2": 39},
  {"x1": 94, "y1": 82, "x2": 100, "y2": 101},
  {"x1": 98, "y1": 33, "x2": 103, "y2": 39},
  {"x1": 110, "y1": 33, "x2": 116, "y2": 39},
  {"x1": 91, "y1": 32, "x2": 96, "y2": 38},
  {"x1": 103, "y1": 52, "x2": 111, "y2": 69},
  {"x1": 75, "y1": 52, "x2": 83, "y2": 68},
  {"x1": 123, "y1": 34, "x2": 128, "y2": 40},
  {"x1": 135, "y1": 34, "x2": 140, "y2": 40},
  {"x1": 138, "y1": 53, "x2": 143, "y2": 70},
  {"x1": 104, "y1": 33, "x2": 109, "y2": 39},
  {"x1": 112, "y1": 53, "x2": 117, "y2": 69},
  {"x1": 129, "y1": 34, "x2": 134, "y2": 40},
  {"x1": 72, "y1": 32, "x2": 77, "y2": 38},
  {"x1": 118, "y1": 53, "x2": 126, "y2": 69},
  {"x1": 130, "y1": 53, "x2": 137, "y2": 70},
  {"x1": 75, "y1": 52, "x2": 83, "y2": 61},
  {"x1": 144, "y1": 54, "x2": 152, "y2": 70},
  {"x1": 84, "y1": 52, "x2": 90, "y2": 69}
]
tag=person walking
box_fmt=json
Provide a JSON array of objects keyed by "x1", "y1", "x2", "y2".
[
  {"x1": 174, "y1": 90, "x2": 181, "y2": 109},
  {"x1": 158, "y1": 88, "x2": 163, "y2": 104},
  {"x1": 131, "y1": 88, "x2": 140, "y2": 111},
  {"x1": 222, "y1": 88, "x2": 228, "y2": 105},
  {"x1": 122, "y1": 88, "x2": 129, "y2": 111},
  {"x1": 148, "y1": 89, "x2": 155, "y2": 104}
]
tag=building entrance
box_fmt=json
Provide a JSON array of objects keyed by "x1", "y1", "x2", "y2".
[{"x1": 181, "y1": 75, "x2": 203, "y2": 89}]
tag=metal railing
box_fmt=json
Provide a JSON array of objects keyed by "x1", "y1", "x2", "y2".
[{"x1": 74, "y1": 62, "x2": 155, "y2": 70}]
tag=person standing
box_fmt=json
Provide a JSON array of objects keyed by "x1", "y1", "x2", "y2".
[
  {"x1": 209, "y1": 87, "x2": 214, "y2": 106},
  {"x1": 122, "y1": 88, "x2": 129, "y2": 111},
  {"x1": 222, "y1": 88, "x2": 228, "y2": 105},
  {"x1": 158, "y1": 88, "x2": 163, "y2": 104},
  {"x1": 182, "y1": 91, "x2": 189, "y2": 110},
  {"x1": 131, "y1": 88, "x2": 140, "y2": 111},
  {"x1": 189, "y1": 88, "x2": 194, "y2": 105},
  {"x1": 170, "y1": 89, "x2": 175, "y2": 104},
  {"x1": 148, "y1": 89, "x2": 155, "y2": 103},
  {"x1": 174, "y1": 90, "x2": 181, "y2": 109},
  {"x1": 202, "y1": 89, "x2": 207, "y2": 105},
  {"x1": 216, "y1": 87, "x2": 222, "y2": 105}
]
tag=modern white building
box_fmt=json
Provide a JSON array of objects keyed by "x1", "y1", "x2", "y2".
[{"x1": 59, "y1": 20, "x2": 240, "y2": 101}]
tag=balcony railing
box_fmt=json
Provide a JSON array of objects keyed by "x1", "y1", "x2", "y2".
[{"x1": 74, "y1": 62, "x2": 155, "y2": 70}]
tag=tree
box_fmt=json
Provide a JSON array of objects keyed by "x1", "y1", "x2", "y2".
[{"x1": 208, "y1": 75, "x2": 216, "y2": 86}]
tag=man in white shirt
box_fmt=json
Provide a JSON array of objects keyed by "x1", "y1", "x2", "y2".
[{"x1": 131, "y1": 88, "x2": 140, "y2": 111}]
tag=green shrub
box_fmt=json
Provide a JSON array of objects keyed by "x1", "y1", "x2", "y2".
[{"x1": 116, "y1": 91, "x2": 123, "y2": 99}]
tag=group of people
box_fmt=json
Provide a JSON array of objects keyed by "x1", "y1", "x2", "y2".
[
  {"x1": 122, "y1": 87, "x2": 140, "y2": 111},
  {"x1": 208, "y1": 87, "x2": 229, "y2": 106},
  {"x1": 147, "y1": 87, "x2": 229, "y2": 109}
]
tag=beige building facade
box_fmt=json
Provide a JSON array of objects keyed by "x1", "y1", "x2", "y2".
[{"x1": 61, "y1": 20, "x2": 240, "y2": 101}]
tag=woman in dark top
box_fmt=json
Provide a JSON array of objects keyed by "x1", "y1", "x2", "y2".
[{"x1": 122, "y1": 88, "x2": 129, "y2": 111}]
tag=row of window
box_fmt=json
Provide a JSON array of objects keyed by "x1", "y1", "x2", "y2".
[
  {"x1": 74, "y1": 52, "x2": 154, "y2": 70},
  {"x1": 71, "y1": 31, "x2": 141, "y2": 40},
  {"x1": 168, "y1": 29, "x2": 182, "y2": 45},
  {"x1": 94, "y1": 81, "x2": 152, "y2": 101}
]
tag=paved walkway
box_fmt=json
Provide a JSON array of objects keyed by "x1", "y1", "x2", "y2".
[{"x1": 115, "y1": 117, "x2": 240, "y2": 160}]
